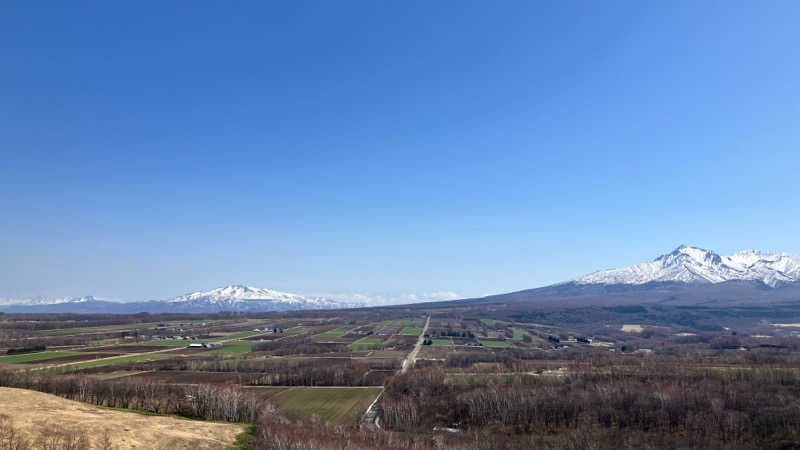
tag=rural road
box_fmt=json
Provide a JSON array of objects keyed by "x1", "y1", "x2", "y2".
[
  {"x1": 401, "y1": 316, "x2": 431, "y2": 374},
  {"x1": 363, "y1": 315, "x2": 431, "y2": 430}
]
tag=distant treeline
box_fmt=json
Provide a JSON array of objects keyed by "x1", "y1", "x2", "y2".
[{"x1": 6, "y1": 345, "x2": 45, "y2": 355}]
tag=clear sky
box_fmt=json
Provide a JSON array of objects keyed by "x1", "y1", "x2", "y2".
[{"x1": 2, "y1": 1, "x2": 799, "y2": 302}]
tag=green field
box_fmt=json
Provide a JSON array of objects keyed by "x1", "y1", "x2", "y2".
[
  {"x1": 478, "y1": 339, "x2": 510, "y2": 348},
  {"x1": 70, "y1": 353, "x2": 175, "y2": 369},
  {"x1": 401, "y1": 327, "x2": 423, "y2": 336},
  {"x1": 480, "y1": 319, "x2": 496, "y2": 326},
  {"x1": 512, "y1": 328, "x2": 529, "y2": 340},
  {"x1": 207, "y1": 341, "x2": 254, "y2": 355},
  {"x1": 220, "y1": 330, "x2": 262, "y2": 340},
  {"x1": 348, "y1": 337, "x2": 383, "y2": 351},
  {"x1": 383, "y1": 319, "x2": 424, "y2": 327},
  {"x1": 511, "y1": 328, "x2": 543, "y2": 341},
  {"x1": 312, "y1": 329, "x2": 349, "y2": 338},
  {"x1": 271, "y1": 387, "x2": 383, "y2": 425},
  {"x1": 44, "y1": 320, "x2": 211, "y2": 336},
  {"x1": 44, "y1": 322, "x2": 170, "y2": 335},
  {"x1": 138, "y1": 340, "x2": 195, "y2": 347},
  {"x1": 0, "y1": 351, "x2": 82, "y2": 364},
  {"x1": 431, "y1": 338, "x2": 452, "y2": 346}
]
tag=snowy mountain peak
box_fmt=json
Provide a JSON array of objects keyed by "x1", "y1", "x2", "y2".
[
  {"x1": 0, "y1": 295, "x2": 100, "y2": 306},
  {"x1": 575, "y1": 246, "x2": 800, "y2": 287},
  {"x1": 170, "y1": 285, "x2": 310, "y2": 304},
  {"x1": 654, "y1": 245, "x2": 721, "y2": 265},
  {"x1": 166, "y1": 285, "x2": 352, "y2": 311}
]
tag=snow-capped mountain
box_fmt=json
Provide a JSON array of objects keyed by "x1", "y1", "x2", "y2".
[
  {"x1": 0, "y1": 295, "x2": 100, "y2": 306},
  {"x1": 0, "y1": 286, "x2": 358, "y2": 313},
  {"x1": 574, "y1": 245, "x2": 800, "y2": 287},
  {"x1": 166, "y1": 285, "x2": 353, "y2": 312}
]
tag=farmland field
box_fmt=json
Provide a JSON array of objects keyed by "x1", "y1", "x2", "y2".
[
  {"x1": 478, "y1": 339, "x2": 510, "y2": 348},
  {"x1": 206, "y1": 341, "x2": 254, "y2": 354},
  {"x1": 219, "y1": 330, "x2": 263, "y2": 339},
  {"x1": 383, "y1": 319, "x2": 422, "y2": 326},
  {"x1": 43, "y1": 321, "x2": 195, "y2": 335},
  {"x1": 0, "y1": 351, "x2": 82, "y2": 364},
  {"x1": 4, "y1": 301, "x2": 800, "y2": 450},
  {"x1": 348, "y1": 336, "x2": 382, "y2": 350},
  {"x1": 312, "y1": 328, "x2": 349, "y2": 338},
  {"x1": 70, "y1": 352, "x2": 175, "y2": 369},
  {"x1": 401, "y1": 327, "x2": 423, "y2": 335},
  {"x1": 270, "y1": 387, "x2": 383, "y2": 425},
  {"x1": 138, "y1": 339, "x2": 198, "y2": 347}
]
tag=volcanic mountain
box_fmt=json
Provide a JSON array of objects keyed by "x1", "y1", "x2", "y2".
[
  {"x1": 0, "y1": 286, "x2": 354, "y2": 313},
  {"x1": 473, "y1": 246, "x2": 800, "y2": 307}
]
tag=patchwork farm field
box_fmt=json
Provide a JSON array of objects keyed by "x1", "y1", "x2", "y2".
[
  {"x1": 478, "y1": 339, "x2": 510, "y2": 348},
  {"x1": 312, "y1": 328, "x2": 349, "y2": 338},
  {"x1": 269, "y1": 387, "x2": 383, "y2": 425},
  {"x1": 401, "y1": 327, "x2": 423, "y2": 335},
  {"x1": 349, "y1": 336, "x2": 383, "y2": 350},
  {"x1": 2, "y1": 302, "x2": 800, "y2": 449},
  {"x1": 127, "y1": 370, "x2": 258, "y2": 384},
  {"x1": 70, "y1": 352, "x2": 176, "y2": 369},
  {"x1": 10, "y1": 304, "x2": 776, "y2": 449},
  {"x1": 0, "y1": 351, "x2": 82, "y2": 364}
]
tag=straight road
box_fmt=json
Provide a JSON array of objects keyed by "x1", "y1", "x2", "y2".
[
  {"x1": 362, "y1": 315, "x2": 431, "y2": 429},
  {"x1": 401, "y1": 316, "x2": 431, "y2": 374}
]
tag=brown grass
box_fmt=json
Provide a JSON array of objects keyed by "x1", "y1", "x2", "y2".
[{"x1": 0, "y1": 387, "x2": 244, "y2": 449}]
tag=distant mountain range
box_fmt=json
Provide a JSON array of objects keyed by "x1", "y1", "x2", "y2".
[
  {"x1": 474, "y1": 246, "x2": 800, "y2": 307},
  {"x1": 4, "y1": 246, "x2": 800, "y2": 313},
  {"x1": 0, "y1": 286, "x2": 357, "y2": 314},
  {"x1": 573, "y1": 245, "x2": 800, "y2": 287}
]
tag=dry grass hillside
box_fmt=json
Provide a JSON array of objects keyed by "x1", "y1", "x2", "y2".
[{"x1": 0, "y1": 387, "x2": 244, "y2": 450}]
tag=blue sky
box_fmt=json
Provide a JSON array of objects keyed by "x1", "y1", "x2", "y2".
[{"x1": 2, "y1": 1, "x2": 799, "y2": 302}]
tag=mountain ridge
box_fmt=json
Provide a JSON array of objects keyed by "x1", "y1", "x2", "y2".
[
  {"x1": 572, "y1": 245, "x2": 800, "y2": 287},
  {"x1": 0, "y1": 285, "x2": 355, "y2": 313}
]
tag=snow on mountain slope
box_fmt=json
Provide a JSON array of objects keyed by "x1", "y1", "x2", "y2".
[
  {"x1": 0, "y1": 295, "x2": 100, "y2": 306},
  {"x1": 166, "y1": 285, "x2": 355, "y2": 311},
  {"x1": 574, "y1": 246, "x2": 800, "y2": 287}
]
